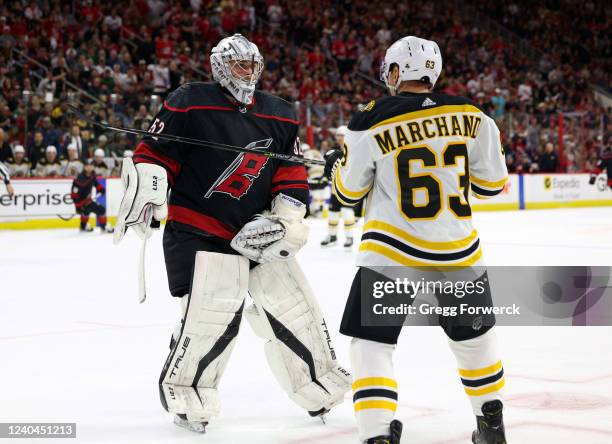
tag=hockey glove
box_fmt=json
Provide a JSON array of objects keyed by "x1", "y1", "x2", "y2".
[
  {"x1": 589, "y1": 174, "x2": 597, "y2": 185},
  {"x1": 113, "y1": 158, "x2": 168, "y2": 244},
  {"x1": 231, "y1": 194, "x2": 309, "y2": 263},
  {"x1": 323, "y1": 149, "x2": 343, "y2": 180}
]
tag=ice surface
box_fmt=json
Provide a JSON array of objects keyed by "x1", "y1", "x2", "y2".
[{"x1": 1, "y1": 208, "x2": 611, "y2": 443}]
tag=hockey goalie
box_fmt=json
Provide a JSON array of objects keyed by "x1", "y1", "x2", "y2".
[{"x1": 113, "y1": 34, "x2": 351, "y2": 433}]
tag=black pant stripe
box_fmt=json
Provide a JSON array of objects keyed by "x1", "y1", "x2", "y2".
[
  {"x1": 461, "y1": 369, "x2": 504, "y2": 388},
  {"x1": 264, "y1": 309, "x2": 330, "y2": 395},
  {"x1": 353, "y1": 389, "x2": 398, "y2": 403},
  {"x1": 361, "y1": 232, "x2": 480, "y2": 261}
]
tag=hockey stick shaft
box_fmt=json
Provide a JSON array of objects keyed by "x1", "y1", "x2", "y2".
[{"x1": 68, "y1": 105, "x2": 325, "y2": 166}]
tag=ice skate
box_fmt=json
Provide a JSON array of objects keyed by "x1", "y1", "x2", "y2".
[
  {"x1": 365, "y1": 420, "x2": 403, "y2": 444},
  {"x1": 320, "y1": 235, "x2": 337, "y2": 247},
  {"x1": 79, "y1": 225, "x2": 93, "y2": 233},
  {"x1": 343, "y1": 237, "x2": 354, "y2": 248},
  {"x1": 101, "y1": 225, "x2": 114, "y2": 234},
  {"x1": 308, "y1": 407, "x2": 330, "y2": 424},
  {"x1": 472, "y1": 400, "x2": 506, "y2": 444},
  {"x1": 173, "y1": 414, "x2": 208, "y2": 434}
]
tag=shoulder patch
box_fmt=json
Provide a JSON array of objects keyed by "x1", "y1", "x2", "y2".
[{"x1": 358, "y1": 100, "x2": 376, "y2": 112}]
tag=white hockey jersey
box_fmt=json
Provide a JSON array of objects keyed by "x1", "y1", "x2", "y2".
[
  {"x1": 303, "y1": 148, "x2": 325, "y2": 181},
  {"x1": 332, "y1": 92, "x2": 508, "y2": 268}
]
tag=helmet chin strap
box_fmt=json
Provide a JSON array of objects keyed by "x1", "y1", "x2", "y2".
[{"x1": 388, "y1": 76, "x2": 400, "y2": 96}]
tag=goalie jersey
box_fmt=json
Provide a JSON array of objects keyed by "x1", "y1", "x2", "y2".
[
  {"x1": 332, "y1": 92, "x2": 508, "y2": 267},
  {"x1": 133, "y1": 82, "x2": 308, "y2": 241}
]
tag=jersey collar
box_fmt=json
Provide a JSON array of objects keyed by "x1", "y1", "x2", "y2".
[{"x1": 217, "y1": 84, "x2": 257, "y2": 111}]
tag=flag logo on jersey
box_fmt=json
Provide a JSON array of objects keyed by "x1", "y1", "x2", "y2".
[{"x1": 205, "y1": 138, "x2": 273, "y2": 200}]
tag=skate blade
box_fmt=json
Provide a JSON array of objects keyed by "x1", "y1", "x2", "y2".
[
  {"x1": 173, "y1": 415, "x2": 207, "y2": 433},
  {"x1": 320, "y1": 241, "x2": 337, "y2": 247}
]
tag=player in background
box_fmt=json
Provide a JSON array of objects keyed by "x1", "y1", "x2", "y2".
[
  {"x1": 92, "y1": 148, "x2": 111, "y2": 177},
  {"x1": 63, "y1": 143, "x2": 84, "y2": 177},
  {"x1": 33, "y1": 145, "x2": 63, "y2": 177},
  {"x1": 71, "y1": 160, "x2": 113, "y2": 233},
  {"x1": 303, "y1": 143, "x2": 327, "y2": 215},
  {"x1": 321, "y1": 125, "x2": 356, "y2": 248},
  {"x1": 589, "y1": 145, "x2": 611, "y2": 190},
  {"x1": 0, "y1": 161, "x2": 15, "y2": 196},
  {"x1": 113, "y1": 34, "x2": 350, "y2": 434},
  {"x1": 6, "y1": 145, "x2": 31, "y2": 178},
  {"x1": 324, "y1": 36, "x2": 508, "y2": 443}
]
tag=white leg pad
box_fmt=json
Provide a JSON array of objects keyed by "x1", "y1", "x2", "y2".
[
  {"x1": 247, "y1": 259, "x2": 351, "y2": 412},
  {"x1": 160, "y1": 252, "x2": 249, "y2": 421}
]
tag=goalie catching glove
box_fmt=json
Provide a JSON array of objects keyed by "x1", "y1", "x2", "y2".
[
  {"x1": 113, "y1": 158, "x2": 168, "y2": 244},
  {"x1": 231, "y1": 194, "x2": 309, "y2": 263}
]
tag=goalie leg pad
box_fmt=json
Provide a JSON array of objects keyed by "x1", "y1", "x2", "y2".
[
  {"x1": 159, "y1": 251, "x2": 249, "y2": 422},
  {"x1": 247, "y1": 259, "x2": 352, "y2": 412}
]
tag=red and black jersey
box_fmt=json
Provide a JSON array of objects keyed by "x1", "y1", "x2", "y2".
[
  {"x1": 594, "y1": 148, "x2": 611, "y2": 181},
  {"x1": 133, "y1": 82, "x2": 309, "y2": 241},
  {"x1": 71, "y1": 172, "x2": 105, "y2": 209}
]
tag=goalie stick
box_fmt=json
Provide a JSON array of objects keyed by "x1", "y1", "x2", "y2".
[{"x1": 68, "y1": 104, "x2": 325, "y2": 166}]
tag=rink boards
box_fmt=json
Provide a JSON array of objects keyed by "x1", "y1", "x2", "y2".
[{"x1": 0, "y1": 174, "x2": 611, "y2": 229}]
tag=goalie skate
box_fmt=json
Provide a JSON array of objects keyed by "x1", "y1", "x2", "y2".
[{"x1": 173, "y1": 414, "x2": 208, "y2": 434}]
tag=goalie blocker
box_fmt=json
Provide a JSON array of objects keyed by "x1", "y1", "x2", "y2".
[{"x1": 159, "y1": 251, "x2": 351, "y2": 422}]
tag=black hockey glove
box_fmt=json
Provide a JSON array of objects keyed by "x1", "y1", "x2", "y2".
[
  {"x1": 588, "y1": 174, "x2": 597, "y2": 185},
  {"x1": 323, "y1": 149, "x2": 343, "y2": 180}
]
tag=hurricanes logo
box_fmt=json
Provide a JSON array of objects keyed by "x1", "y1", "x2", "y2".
[
  {"x1": 544, "y1": 177, "x2": 552, "y2": 190},
  {"x1": 205, "y1": 139, "x2": 273, "y2": 200}
]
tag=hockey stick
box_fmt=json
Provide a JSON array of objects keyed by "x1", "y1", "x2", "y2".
[{"x1": 68, "y1": 104, "x2": 326, "y2": 166}]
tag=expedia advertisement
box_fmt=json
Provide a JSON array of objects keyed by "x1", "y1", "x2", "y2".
[{"x1": 523, "y1": 173, "x2": 612, "y2": 208}]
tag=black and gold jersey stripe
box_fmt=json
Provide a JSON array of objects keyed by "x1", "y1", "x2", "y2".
[
  {"x1": 470, "y1": 175, "x2": 507, "y2": 200},
  {"x1": 349, "y1": 92, "x2": 486, "y2": 133},
  {"x1": 359, "y1": 220, "x2": 482, "y2": 267}
]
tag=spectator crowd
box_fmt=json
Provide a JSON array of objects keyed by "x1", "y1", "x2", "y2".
[{"x1": 0, "y1": 0, "x2": 609, "y2": 181}]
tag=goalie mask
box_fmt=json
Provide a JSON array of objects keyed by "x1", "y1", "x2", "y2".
[
  {"x1": 210, "y1": 34, "x2": 264, "y2": 105},
  {"x1": 380, "y1": 36, "x2": 442, "y2": 95}
]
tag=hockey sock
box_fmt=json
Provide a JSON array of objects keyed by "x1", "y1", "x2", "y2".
[
  {"x1": 350, "y1": 338, "x2": 397, "y2": 442},
  {"x1": 341, "y1": 207, "x2": 355, "y2": 239},
  {"x1": 97, "y1": 215, "x2": 107, "y2": 227},
  {"x1": 448, "y1": 328, "x2": 505, "y2": 416},
  {"x1": 328, "y1": 211, "x2": 340, "y2": 236},
  {"x1": 80, "y1": 215, "x2": 89, "y2": 229}
]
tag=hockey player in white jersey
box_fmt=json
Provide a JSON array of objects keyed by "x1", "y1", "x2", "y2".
[
  {"x1": 324, "y1": 36, "x2": 508, "y2": 443},
  {"x1": 320, "y1": 125, "x2": 357, "y2": 248},
  {"x1": 303, "y1": 143, "x2": 327, "y2": 215}
]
